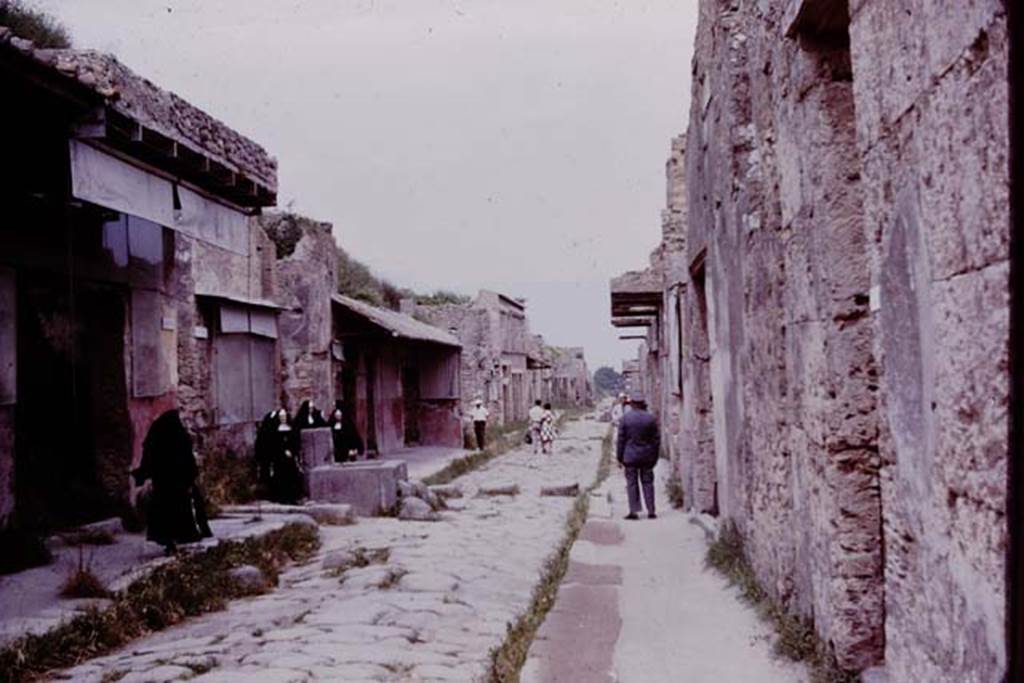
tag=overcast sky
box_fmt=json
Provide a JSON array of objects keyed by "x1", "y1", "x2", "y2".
[{"x1": 34, "y1": 0, "x2": 697, "y2": 371}]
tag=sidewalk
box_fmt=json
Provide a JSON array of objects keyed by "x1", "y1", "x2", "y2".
[
  {"x1": 0, "y1": 513, "x2": 316, "y2": 647},
  {"x1": 523, "y1": 464, "x2": 809, "y2": 683},
  {"x1": 376, "y1": 445, "x2": 470, "y2": 481}
]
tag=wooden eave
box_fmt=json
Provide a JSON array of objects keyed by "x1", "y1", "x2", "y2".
[{"x1": 74, "y1": 105, "x2": 276, "y2": 209}]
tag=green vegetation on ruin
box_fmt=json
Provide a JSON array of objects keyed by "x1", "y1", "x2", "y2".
[{"x1": 0, "y1": 1, "x2": 71, "y2": 48}]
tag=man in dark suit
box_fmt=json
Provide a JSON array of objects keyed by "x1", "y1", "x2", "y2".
[{"x1": 616, "y1": 392, "x2": 660, "y2": 520}]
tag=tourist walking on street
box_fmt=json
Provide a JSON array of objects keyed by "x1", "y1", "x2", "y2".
[
  {"x1": 528, "y1": 399, "x2": 544, "y2": 454},
  {"x1": 540, "y1": 402, "x2": 557, "y2": 454},
  {"x1": 470, "y1": 398, "x2": 489, "y2": 451},
  {"x1": 617, "y1": 393, "x2": 659, "y2": 520}
]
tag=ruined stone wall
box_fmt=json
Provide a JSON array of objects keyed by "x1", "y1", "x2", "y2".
[
  {"x1": 848, "y1": 2, "x2": 1009, "y2": 679},
  {"x1": 260, "y1": 213, "x2": 337, "y2": 414},
  {"x1": 672, "y1": 0, "x2": 1009, "y2": 676},
  {"x1": 684, "y1": 0, "x2": 885, "y2": 668},
  {"x1": 174, "y1": 222, "x2": 278, "y2": 458}
]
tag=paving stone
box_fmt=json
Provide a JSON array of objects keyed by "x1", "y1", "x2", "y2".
[
  {"x1": 398, "y1": 571, "x2": 459, "y2": 593},
  {"x1": 119, "y1": 665, "x2": 193, "y2": 683},
  {"x1": 52, "y1": 418, "x2": 608, "y2": 682},
  {"x1": 321, "y1": 549, "x2": 358, "y2": 571}
]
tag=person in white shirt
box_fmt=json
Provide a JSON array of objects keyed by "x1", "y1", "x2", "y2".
[
  {"x1": 469, "y1": 398, "x2": 490, "y2": 451},
  {"x1": 528, "y1": 400, "x2": 544, "y2": 454}
]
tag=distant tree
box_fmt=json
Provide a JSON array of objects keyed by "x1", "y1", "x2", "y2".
[
  {"x1": 593, "y1": 366, "x2": 624, "y2": 396},
  {"x1": 0, "y1": 1, "x2": 71, "y2": 48}
]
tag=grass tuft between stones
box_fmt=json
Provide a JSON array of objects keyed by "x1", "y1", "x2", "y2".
[
  {"x1": 487, "y1": 427, "x2": 613, "y2": 682},
  {"x1": 705, "y1": 522, "x2": 858, "y2": 683},
  {"x1": 0, "y1": 522, "x2": 320, "y2": 683},
  {"x1": 664, "y1": 464, "x2": 686, "y2": 510}
]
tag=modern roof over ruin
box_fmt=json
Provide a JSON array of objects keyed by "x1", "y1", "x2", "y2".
[
  {"x1": 332, "y1": 294, "x2": 461, "y2": 349},
  {"x1": 610, "y1": 267, "x2": 663, "y2": 323},
  {"x1": 0, "y1": 27, "x2": 277, "y2": 207}
]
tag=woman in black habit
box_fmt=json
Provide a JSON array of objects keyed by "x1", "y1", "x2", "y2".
[
  {"x1": 254, "y1": 407, "x2": 304, "y2": 504},
  {"x1": 327, "y1": 400, "x2": 364, "y2": 463},
  {"x1": 132, "y1": 410, "x2": 212, "y2": 555},
  {"x1": 294, "y1": 399, "x2": 327, "y2": 430}
]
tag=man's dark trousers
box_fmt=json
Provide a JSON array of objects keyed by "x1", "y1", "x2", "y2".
[
  {"x1": 624, "y1": 465, "x2": 655, "y2": 516},
  {"x1": 474, "y1": 421, "x2": 486, "y2": 450}
]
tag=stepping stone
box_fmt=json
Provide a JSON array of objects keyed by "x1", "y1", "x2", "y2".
[
  {"x1": 540, "y1": 483, "x2": 580, "y2": 497},
  {"x1": 477, "y1": 484, "x2": 520, "y2": 497},
  {"x1": 429, "y1": 484, "x2": 463, "y2": 499}
]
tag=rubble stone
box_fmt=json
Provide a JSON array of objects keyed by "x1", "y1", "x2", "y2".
[
  {"x1": 228, "y1": 565, "x2": 269, "y2": 594},
  {"x1": 398, "y1": 497, "x2": 439, "y2": 522}
]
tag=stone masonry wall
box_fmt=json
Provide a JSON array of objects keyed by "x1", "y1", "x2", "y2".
[
  {"x1": 665, "y1": 0, "x2": 1009, "y2": 676},
  {"x1": 260, "y1": 212, "x2": 337, "y2": 414},
  {"x1": 849, "y1": 1, "x2": 1009, "y2": 679},
  {"x1": 174, "y1": 221, "x2": 278, "y2": 458}
]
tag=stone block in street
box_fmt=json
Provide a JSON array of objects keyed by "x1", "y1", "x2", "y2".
[
  {"x1": 430, "y1": 484, "x2": 463, "y2": 499},
  {"x1": 81, "y1": 517, "x2": 125, "y2": 537},
  {"x1": 307, "y1": 461, "x2": 408, "y2": 516},
  {"x1": 540, "y1": 483, "x2": 580, "y2": 497},
  {"x1": 477, "y1": 483, "x2": 519, "y2": 496},
  {"x1": 300, "y1": 428, "x2": 334, "y2": 470}
]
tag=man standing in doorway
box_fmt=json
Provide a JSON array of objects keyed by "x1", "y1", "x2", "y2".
[
  {"x1": 470, "y1": 398, "x2": 490, "y2": 451},
  {"x1": 528, "y1": 399, "x2": 544, "y2": 454},
  {"x1": 617, "y1": 392, "x2": 659, "y2": 520}
]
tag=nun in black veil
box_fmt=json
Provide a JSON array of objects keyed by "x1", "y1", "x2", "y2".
[
  {"x1": 294, "y1": 399, "x2": 327, "y2": 430},
  {"x1": 327, "y1": 400, "x2": 364, "y2": 463},
  {"x1": 253, "y1": 408, "x2": 304, "y2": 504},
  {"x1": 132, "y1": 410, "x2": 212, "y2": 555}
]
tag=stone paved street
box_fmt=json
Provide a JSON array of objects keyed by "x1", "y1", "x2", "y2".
[{"x1": 57, "y1": 417, "x2": 609, "y2": 682}]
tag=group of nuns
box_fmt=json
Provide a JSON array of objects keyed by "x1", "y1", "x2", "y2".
[
  {"x1": 254, "y1": 399, "x2": 365, "y2": 505},
  {"x1": 134, "y1": 400, "x2": 364, "y2": 555}
]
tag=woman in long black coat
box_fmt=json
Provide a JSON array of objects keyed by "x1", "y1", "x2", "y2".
[{"x1": 132, "y1": 410, "x2": 212, "y2": 554}]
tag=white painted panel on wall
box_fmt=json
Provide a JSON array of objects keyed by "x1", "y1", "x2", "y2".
[
  {"x1": 249, "y1": 309, "x2": 278, "y2": 339},
  {"x1": 70, "y1": 140, "x2": 175, "y2": 227},
  {"x1": 219, "y1": 303, "x2": 250, "y2": 334},
  {"x1": 70, "y1": 140, "x2": 249, "y2": 256}
]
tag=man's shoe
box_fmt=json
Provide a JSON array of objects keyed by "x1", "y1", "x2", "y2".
[
  {"x1": 648, "y1": 512, "x2": 657, "y2": 519},
  {"x1": 623, "y1": 513, "x2": 639, "y2": 520}
]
